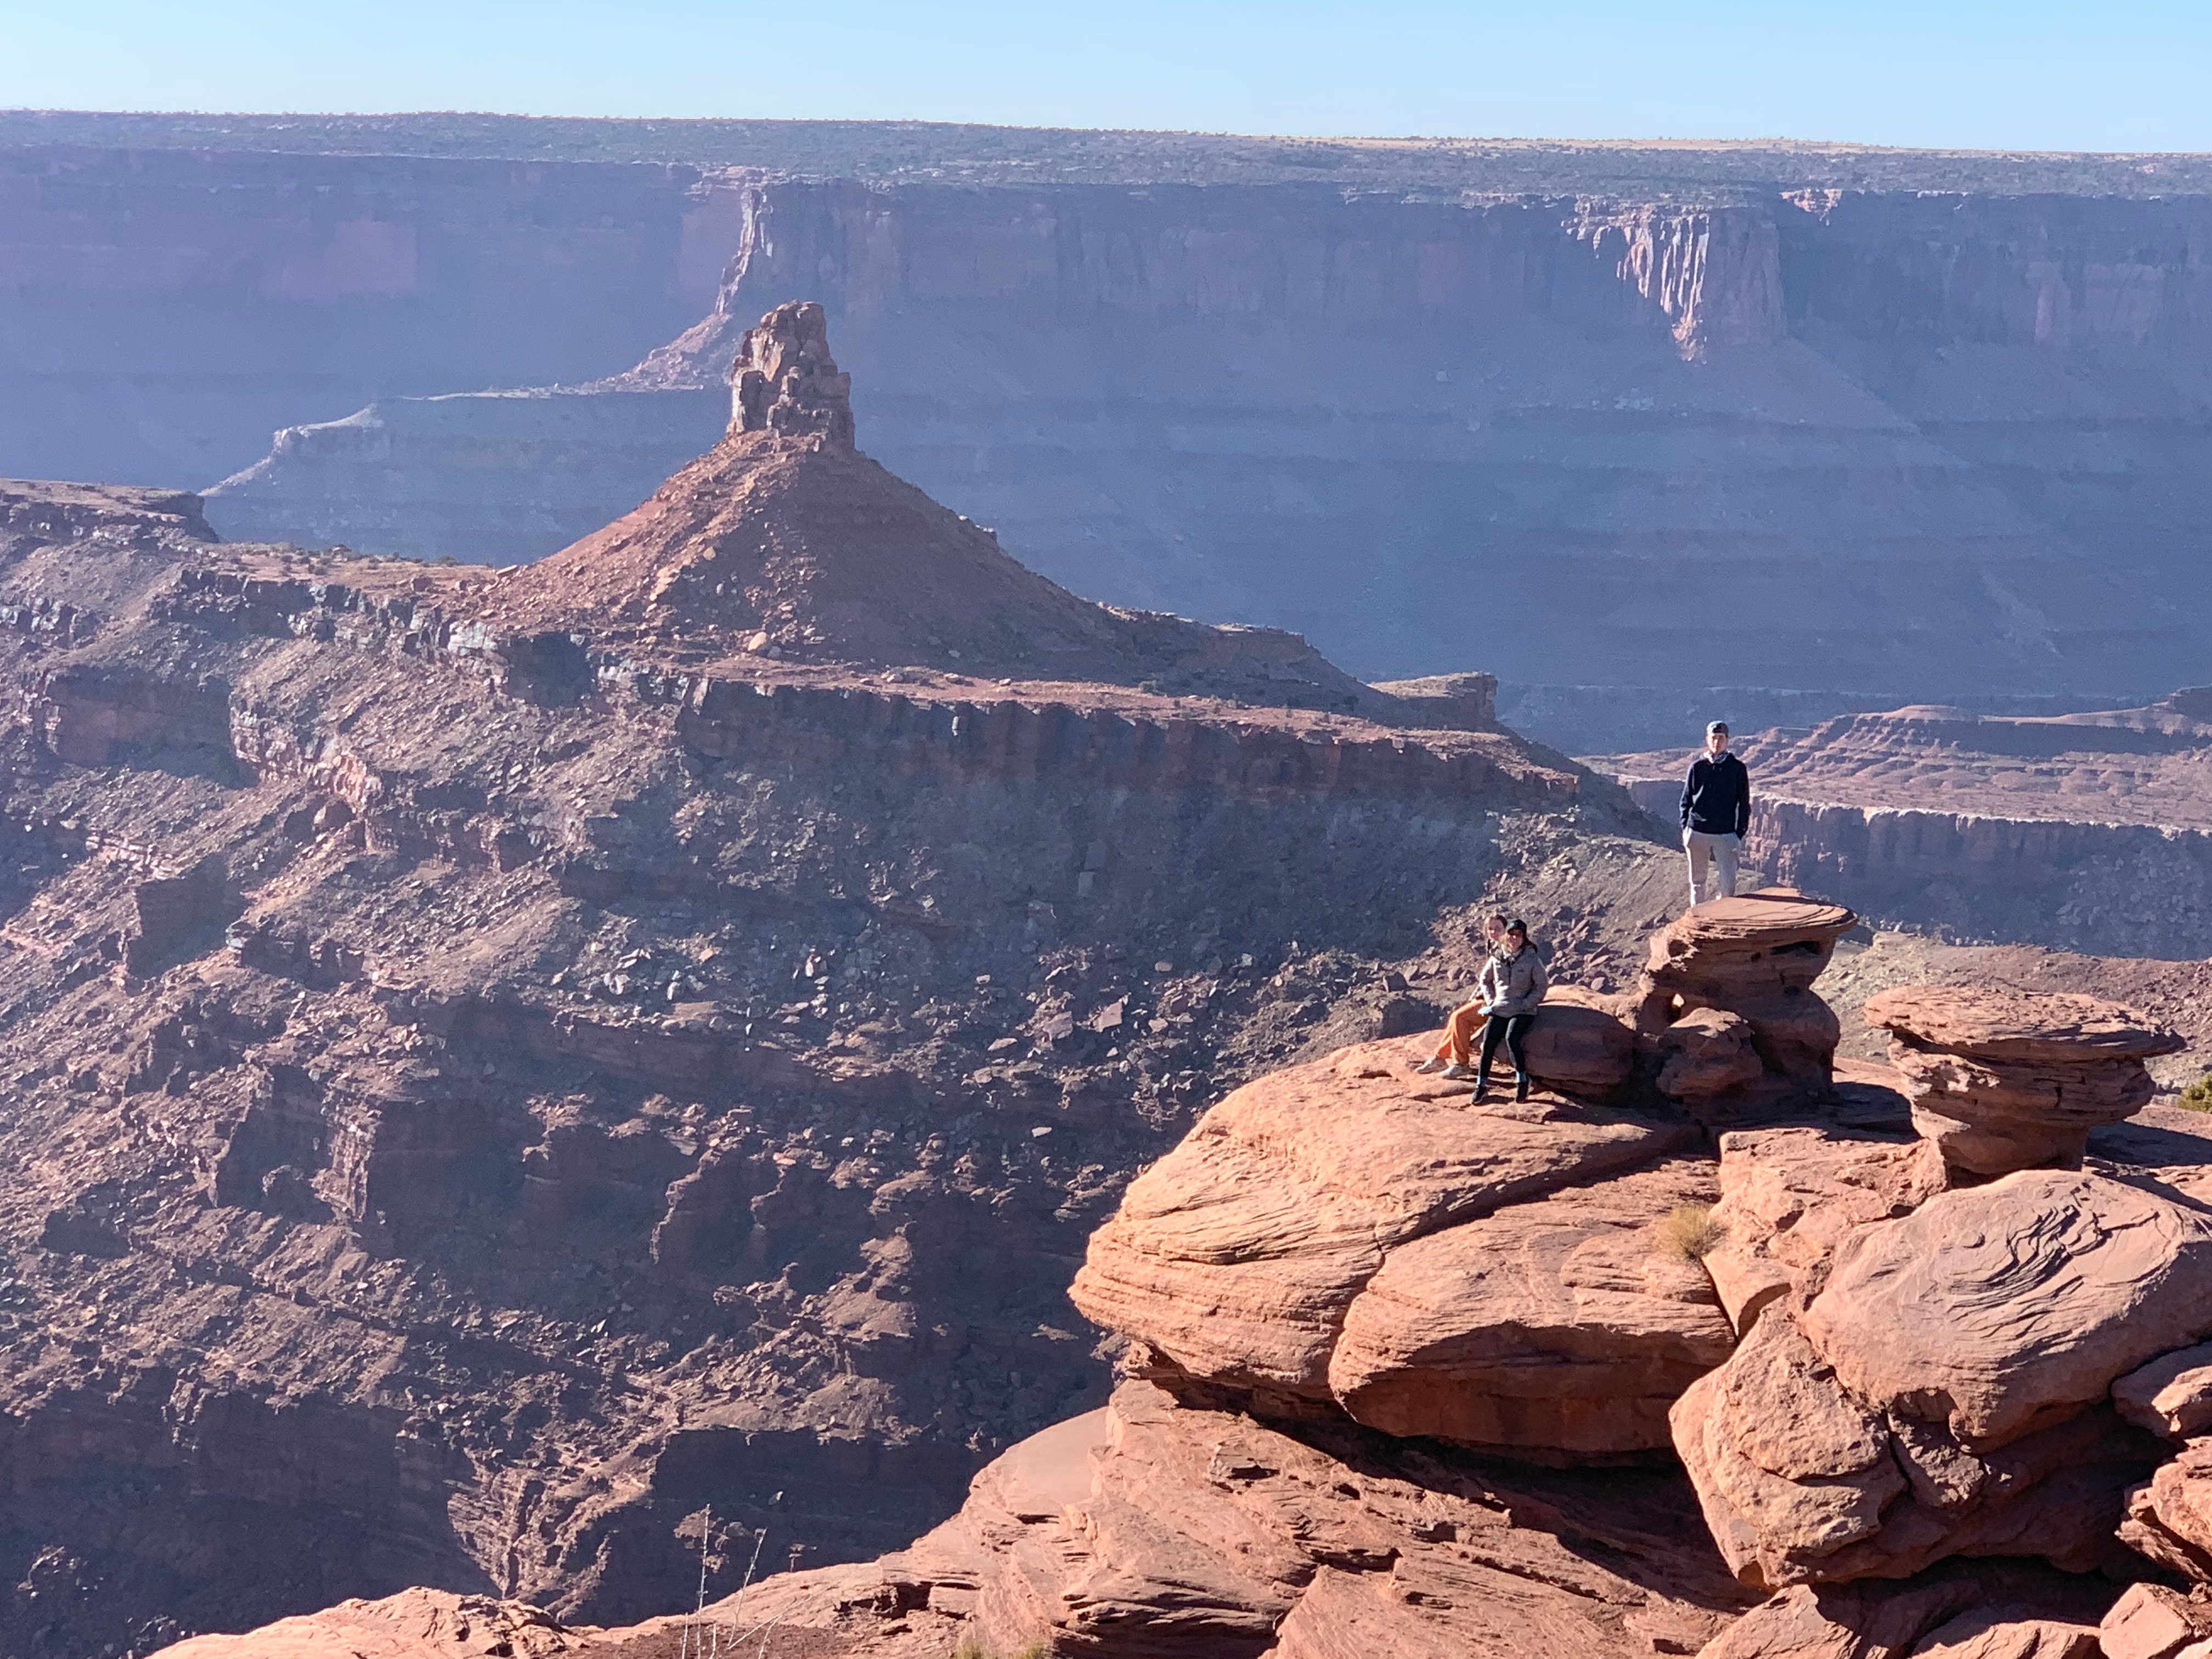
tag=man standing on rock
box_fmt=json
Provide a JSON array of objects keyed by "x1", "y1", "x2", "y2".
[{"x1": 1681, "y1": 720, "x2": 1750, "y2": 907}]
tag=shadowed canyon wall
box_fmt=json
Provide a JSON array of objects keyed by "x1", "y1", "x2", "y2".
[{"x1": 0, "y1": 146, "x2": 748, "y2": 487}]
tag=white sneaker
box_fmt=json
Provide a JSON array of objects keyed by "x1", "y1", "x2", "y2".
[
  {"x1": 1441, "y1": 1062, "x2": 1476, "y2": 1081},
  {"x1": 1413, "y1": 1057, "x2": 1446, "y2": 1075}
]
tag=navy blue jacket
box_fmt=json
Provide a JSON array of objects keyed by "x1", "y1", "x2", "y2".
[{"x1": 1681, "y1": 752, "x2": 1751, "y2": 837}]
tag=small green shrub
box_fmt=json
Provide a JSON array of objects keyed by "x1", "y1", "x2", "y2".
[
  {"x1": 1656, "y1": 1203, "x2": 1726, "y2": 1262},
  {"x1": 2178, "y1": 1071, "x2": 2212, "y2": 1113}
]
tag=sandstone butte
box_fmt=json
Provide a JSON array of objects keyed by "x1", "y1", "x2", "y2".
[
  {"x1": 15, "y1": 299, "x2": 2212, "y2": 1658},
  {"x1": 158, "y1": 851, "x2": 2212, "y2": 1659}
]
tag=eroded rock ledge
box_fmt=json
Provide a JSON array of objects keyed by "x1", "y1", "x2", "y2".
[{"x1": 157, "y1": 902, "x2": 2212, "y2": 1658}]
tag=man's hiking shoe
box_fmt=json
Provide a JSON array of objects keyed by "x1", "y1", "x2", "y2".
[
  {"x1": 1441, "y1": 1062, "x2": 1476, "y2": 1081},
  {"x1": 1514, "y1": 1079, "x2": 1531, "y2": 1102}
]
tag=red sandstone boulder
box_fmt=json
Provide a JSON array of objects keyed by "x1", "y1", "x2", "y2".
[
  {"x1": 1865, "y1": 985, "x2": 2186, "y2": 1063},
  {"x1": 1864, "y1": 984, "x2": 2183, "y2": 1177},
  {"x1": 1700, "y1": 1564, "x2": 2107, "y2": 1659},
  {"x1": 1067, "y1": 1034, "x2": 1694, "y2": 1418},
  {"x1": 2099, "y1": 1582, "x2": 2212, "y2": 1659},
  {"x1": 1909, "y1": 1613, "x2": 2100, "y2": 1658},
  {"x1": 1699, "y1": 1124, "x2": 1946, "y2": 1335},
  {"x1": 1326, "y1": 1156, "x2": 1734, "y2": 1453},
  {"x1": 1674, "y1": 1168, "x2": 2212, "y2": 1589},
  {"x1": 1802, "y1": 1171, "x2": 2212, "y2": 1448},
  {"x1": 2118, "y1": 1343, "x2": 2212, "y2": 1440},
  {"x1": 1638, "y1": 888, "x2": 1858, "y2": 1098},
  {"x1": 1656, "y1": 1005, "x2": 1767, "y2": 1105},
  {"x1": 2119, "y1": 1440, "x2": 2212, "y2": 1581},
  {"x1": 1520, "y1": 984, "x2": 1639, "y2": 1093},
  {"x1": 921, "y1": 1380, "x2": 1747, "y2": 1658}
]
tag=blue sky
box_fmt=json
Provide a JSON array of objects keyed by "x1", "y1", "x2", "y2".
[{"x1": 4, "y1": 0, "x2": 2207, "y2": 153}]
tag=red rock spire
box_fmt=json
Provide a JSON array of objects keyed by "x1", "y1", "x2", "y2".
[{"x1": 726, "y1": 300, "x2": 854, "y2": 450}]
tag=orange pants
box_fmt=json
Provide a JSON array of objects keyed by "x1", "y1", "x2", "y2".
[{"x1": 1432, "y1": 1002, "x2": 1491, "y2": 1067}]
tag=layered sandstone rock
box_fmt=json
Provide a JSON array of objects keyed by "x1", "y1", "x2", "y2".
[
  {"x1": 1697, "y1": 1122, "x2": 1946, "y2": 1334},
  {"x1": 1673, "y1": 1166, "x2": 2212, "y2": 1588},
  {"x1": 1636, "y1": 888, "x2": 1858, "y2": 1112},
  {"x1": 727, "y1": 299, "x2": 855, "y2": 449},
  {"x1": 150, "y1": 1589, "x2": 592, "y2": 1659},
  {"x1": 1699, "y1": 1562, "x2": 2109, "y2": 1659},
  {"x1": 1325, "y1": 1155, "x2": 1734, "y2": 1453},
  {"x1": 1068, "y1": 888, "x2": 1875, "y2": 1457},
  {"x1": 1066, "y1": 1034, "x2": 1696, "y2": 1431},
  {"x1": 482, "y1": 304, "x2": 1462, "y2": 727},
  {"x1": 1864, "y1": 984, "x2": 2185, "y2": 1175},
  {"x1": 1518, "y1": 983, "x2": 1639, "y2": 1094},
  {"x1": 2117, "y1": 1344, "x2": 2212, "y2": 1440},
  {"x1": 2119, "y1": 1441, "x2": 2212, "y2": 1582},
  {"x1": 2098, "y1": 1582, "x2": 2212, "y2": 1659},
  {"x1": 582, "y1": 1378, "x2": 1756, "y2": 1659}
]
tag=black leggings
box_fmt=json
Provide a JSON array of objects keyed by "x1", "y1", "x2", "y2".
[{"x1": 1478, "y1": 1013, "x2": 1534, "y2": 1083}]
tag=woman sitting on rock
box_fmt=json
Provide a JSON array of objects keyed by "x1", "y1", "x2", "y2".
[
  {"x1": 1415, "y1": 913, "x2": 1508, "y2": 1080},
  {"x1": 1474, "y1": 919, "x2": 1547, "y2": 1103}
]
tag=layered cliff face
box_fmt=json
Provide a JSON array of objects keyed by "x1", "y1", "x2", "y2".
[
  {"x1": 202, "y1": 172, "x2": 2212, "y2": 725},
  {"x1": 0, "y1": 331, "x2": 1689, "y2": 1658},
  {"x1": 0, "y1": 146, "x2": 750, "y2": 487}
]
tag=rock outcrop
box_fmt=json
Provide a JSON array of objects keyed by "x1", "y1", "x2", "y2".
[
  {"x1": 727, "y1": 300, "x2": 854, "y2": 449},
  {"x1": 1324, "y1": 1154, "x2": 1735, "y2": 1453},
  {"x1": 1697, "y1": 1121, "x2": 1946, "y2": 1335},
  {"x1": 2118, "y1": 1442, "x2": 2212, "y2": 1583},
  {"x1": 2117, "y1": 1344, "x2": 2212, "y2": 1441},
  {"x1": 1673, "y1": 1161, "x2": 2211, "y2": 1588},
  {"x1": 479, "y1": 304, "x2": 1487, "y2": 728},
  {"x1": 1066, "y1": 1034, "x2": 1699, "y2": 1434},
  {"x1": 1068, "y1": 887, "x2": 1864, "y2": 1457},
  {"x1": 150, "y1": 1590, "x2": 592, "y2": 1659},
  {"x1": 1635, "y1": 888, "x2": 1859, "y2": 1112},
  {"x1": 1864, "y1": 984, "x2": 2186, "y2": 1175},
  {"x1": 1697, "y1": 1561, "x2": 2109, "y2": 1659}
]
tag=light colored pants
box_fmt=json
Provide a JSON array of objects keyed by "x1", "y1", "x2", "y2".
[{"x1": 1685, "y1": 828, "x2": 1741, "y2": 906}]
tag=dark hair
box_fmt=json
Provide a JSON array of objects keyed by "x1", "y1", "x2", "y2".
[{"x1": 1505, "y1": 918, "x2": 1529, "y2": 939}]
